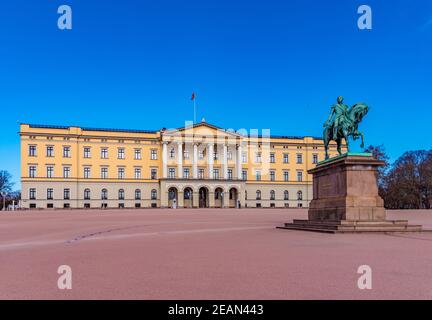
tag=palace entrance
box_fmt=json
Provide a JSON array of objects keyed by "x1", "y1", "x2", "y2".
[{"x1": 199, "y1": 187, "x2": 209, "y2": 208}]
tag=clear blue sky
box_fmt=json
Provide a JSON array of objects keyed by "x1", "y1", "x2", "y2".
[{"x1": 1, "y1": 0, "x2": 431, "y2": 188}]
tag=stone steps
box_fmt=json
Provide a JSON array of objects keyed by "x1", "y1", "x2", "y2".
[{"x1": 277, "y1": 220, "x2": 423, "y2": 234}]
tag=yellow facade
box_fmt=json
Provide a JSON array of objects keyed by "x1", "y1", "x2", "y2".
[{"x1": 20, "y1": 121, "x2": 342, "y2": 209}]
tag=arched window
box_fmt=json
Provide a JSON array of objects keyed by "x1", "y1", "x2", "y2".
[
  {"x1": 118, "y1": 189, "x2": 125, "y2": 200},
  {"x1": 84, "y1": 188, "x2": 91, "y2": 200},
  {"x1": 297, "y1": 191, "x2": 303, "y2": 201},
  {"x1": 135, "y1": 189, "x2": 141, "y2": 200},
  {"x1": 284, "y1": 190, "x2": 289, "y2": 201},
  {"x1": 256, "y1": 190, "x2": 261, "y2": 200},
  {"x1": 151, "y1": 189, "x2": 157, "y2": 200},
  {"x1": 270, "y1": 190, "x2": 275, "y2": 200},
  {"x1": 101, "y1": 189, "x2": 108, "y2": 200}
]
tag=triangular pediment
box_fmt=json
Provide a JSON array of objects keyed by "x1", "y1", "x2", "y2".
[{"x1": 162, "y1": 121, "x2": 241, "y2": 139}]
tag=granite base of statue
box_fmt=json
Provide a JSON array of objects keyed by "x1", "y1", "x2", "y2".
[{"x1": 278, "y1": 153, "x2": 423, "y2": 233}]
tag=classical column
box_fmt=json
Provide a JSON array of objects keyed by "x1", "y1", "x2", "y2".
[
  {"x1": 177, "y1": 143, "x2": 183, "y2": 179},
  {"x1": 162, "y1": 142, "x2": 168, "y2": 178},
  {"x1": 236, "y1": 143, "x2": 242, "y2": 179},
  {"x1": 193, "y1": 143, "x2": 198, "y2": 179},
  {"x1": 208, "y1": 143, "x2": 214, "y2": 179},
  {"x1": 223, "y1": 144, "x2": 228, "y2": 179}
]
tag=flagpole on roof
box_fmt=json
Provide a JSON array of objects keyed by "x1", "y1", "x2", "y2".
[{"x1": 191, "y1": 92, "x2": 197, "y2": 124}]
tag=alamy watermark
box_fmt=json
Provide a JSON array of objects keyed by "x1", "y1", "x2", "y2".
[
  {"x1": 358, "y1": 5, "x2": 372, "y2": 30},
  {"x1": 58, "y1": 5, "x2": 72, "y2": 30},
  {"x1": 357, "y1": 265, "x2": 372, "y2": 290},
  {"x1": 57, "y1": 265, "x2": 72, "y2": 289}
]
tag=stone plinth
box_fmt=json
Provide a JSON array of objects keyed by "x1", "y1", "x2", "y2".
[{"x1": 278, "y1": 153, "x2": 423, "y2": 233}]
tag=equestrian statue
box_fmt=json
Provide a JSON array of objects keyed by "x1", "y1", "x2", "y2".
[{"x1": 323, "y1": 96, "x2": 369, "y2": 159}]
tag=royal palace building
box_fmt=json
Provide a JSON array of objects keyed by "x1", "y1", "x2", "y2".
[{"x1": 20, "y1": 121, "x2": 341, "y2": 209}]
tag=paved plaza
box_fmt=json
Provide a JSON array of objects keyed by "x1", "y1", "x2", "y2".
[{"x1": 0, "y1": 208, "x2": 431, "y2": 299}]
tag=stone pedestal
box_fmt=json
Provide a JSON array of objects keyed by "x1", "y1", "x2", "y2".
[{"x1": 278, "y1": 153, "x2": 423, "y2": 233}]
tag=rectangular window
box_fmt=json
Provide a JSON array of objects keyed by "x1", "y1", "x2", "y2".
[
  {"x1": 184, "y1": 150, "x2": 190, "y2": 160},
  {"x1": 101, "y1": 148, "x2": 108, "y2": 159},
  {"x1": 151, "y1": 149, "x2": 157, "y2": 160},
  {"x1": 313, "y1": 154, "x2": 318, "y2": 164},
  {"x1": 29, "y1": 145, "x2": 37, "y2": 157},
  {"x1": 270, "y1": 170, "x2": 275, "y2": 181},
  {"x1": 46, "y1": 146, "x2": 54, "y2": 157},
  {"x1": 118, "y1": 148, "x2": 125, "y2": 159},
  {"x1": 63, "y1": 188, "x2": 70, "y2": 200},
  {"x1": 83, "y1": 147, "x2": 91, "y2": 158},
  {"x1": 228, "y1": 169, "x2": 233, "y2": 180},
  {"x1": 151, "y1": 168, "x2": 157, "y2": 180},
  {"x1": 297, "y1": 153, "x2": 303, "y2": 164},
  {"x1": 169, "y1": 148, "x2": 175, "y2": 159},
  {"x1": 242, "y1": 170, "x2": 247, "y2": 180},
  {"x1": 213, "y1": 152, "x2": 218, "y2": 160},
  {"x1": 63, "y1": 146, "x2": 71, "y2": 158},
  {"x1": 101, "y1": 167, "x2": 108, "y2": 179},
  {"x1": 118, "y1": 167, "x2": 125, "y2": 179},
  {"x1": 242, "y1": 152, "x2": 247, "y2": 163},
  {"x1": 255, "y1": 171, "x2": 262, "y2": 181},
  {"x1": 198, "y1": 168, "x2": 205, "y2": 179},
  {"x1": 46, "y1": 166, "x2": 54, "y2": 178},
  {"x1": 135, "y1": 149, "x2": 142, "y2": 160},
  {"x1": 297, "y1": 171, "x2": 303, "y2": 182},
  {"x1": 63, "y1": 167, "x2": 70, "y2": 178},
  {"x1": 83, "y1": 167, "x2": 91, "y2": 179},
  {"x1": 284, "y1": 171, "x2": 289, "y2": 182},
  {"x1": 134, "y1": 168, "x2": 141, "y2": 179},
  {"x1": 270, "y1": 153, "x2": 275, "y2": 163},
  {"x1": 29, "y1": 166, "x2": 37, "y2": 178},
  {"x1": 29, "y1": 188, "x2": 36, "y2": 200},
  {"x1": 255, "y1": 152, "x2": 262, "y2": 163},
  {"x1": 198, "y1": 151, "x2": 204, "y2": 160},
  {"x1": 213, "y1": 169, "x2": 219, "y2": 179},
  {"x1": 47, "y1": 188, "x2": 53, "y2": 200},
  {"x1": 168, "y1": 168, "x2": 176, "y2": 179},
  {"x1": 227, "y1": 151, "x2": 232, "y2": 160},
  {"x1": 183, "y1": 168, "x2": 190, "y2": 179},
  {"x1": 283, "y1": 153, "x2": 289, "y2": 163}
]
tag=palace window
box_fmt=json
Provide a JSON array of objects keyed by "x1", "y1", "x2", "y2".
[
  {"x1": 47, "y1": 188, "x2": 53, "y2": 200},
  {"x1": 284, "y1": 190, "x2": 289, "y2": 201},
  {"x1": 29, "y1": 145, "x2": 37, "y2": 157},
  {"x1": 255, "y1": 170, "x2": 261, "y2": 181},
  {"x1": 284, "y1": 171, "x2": 289, "y2": 182},
  {"x1": 270, "y1": 153, "x2": 275, "y2": 163},
  {"x1": 227, "y1": 151, "x2": 233, "y2": 160},
  {"x1": 46, "y1": 146, "x2": 54, "y2": 157},
  {"x1": 198, "y1": 168, "x2": 205, "y2": 179},
  {"x1": 135, "y1": 189, "x2": 141, "y2": 200},
  {"x1": 151, "y1": 189, "x2": 157, "y2": 200},
  {"x1": 283, "y1": 153, "x2": 289, "y2": 163},
  {"x1": 151, "y1": 149, "x2": 157, "y2": 160},
  {"x1": 84, "y1": 188, "x2": 91, "y2": 200},
  {"x1": 45, "y1": 166, "x2": 53, "y2": 178},
  {"x1": 29, "y1": 188, "x2": 36, "y2": 200},
  {"x1": 228, "y1": 169, "x2": 233, "y2": 180},
  {"x1": 63, "y1": 188, "x2": 70, "y2": 200},
  {"x1": 118, "y1": 167, "x2": 125, "y2": 179},
  {"x1": 256, "y1": 190, "x2": 261, "y2": 200},
  {"x1": 63, "y1": 167, "x2": 71, "y2": 178},
  {"x1": 101, "y1": 189, "x2": 108, "y2": 200},
  {"x1": 100, "y1": 167, "x2": 108, "y2": 179},
  {"x1": 151, "y1": 168, "x2": 157, "y2": 180},
  {"x1": 255, "y1": 152, "x2": 262, "y2": 163},
  {"x1": 63, "y1": 146, "x2": 71, "y2": 158},
  {"x1": 296, "y1": 153, "x2": 303, "y2": 164},
  {"x1": 83, "y1": 147, "x2": 91, "y2": 158},
  {"x1": 242, "y1": 170, "x2": 247, "y2": 180},
  {"x1": 84, "y1": 167, "x2": 91, "y2": 179},
  {"x1": 199, "y1": 150, "x2": 204, "y2": 160},
  {"x1": 169, "y1": 148, "x2": 175, "y2": 159},
  {"x1": 270, "y1": 190, "x2": 275, "y2": 201},
  {"x1": 29, "y1": 166, "x2": 37, "y2": 178},
  {"x1": 118, "y1": 189, "x2": 125, "y2": 200},
  {"x1": 313, "y1": 154, "x2": 318, "y2": 164},
  {"x1": 183, "y1": 168, "x2": 190, "y2": 179},
  {"x1": 184, "y1": 150, "x2": 190, "y2": 160},
  {"x1": 134, "y1": 168, "x2": 141, "y2": 179},
  {"x1": 213, "y1": 169, "x2": 220, "y2": 179},
  {"x1": 242, "y1": 152, "x2": 247, "y2": 163},
  {"x1": 297, "y1": 171, "x2": 303, "y2": 182},
  {"x1": 135, "y1": 149, "x2": 142, "y2": 160},
  {"x1": 297, "y1": 191, "x2": 303, "y2": 201},
  {"x1": 269, "y1": 170, "x2": 275, "y2": 181},
  {"x1": 213, "y1": 151, "x2": 218, "y2": 161},
  {"x1": 101, "y1": 148, "x2": 108, "y2": 159},
  {"x1": 168, "y1": 168, "x2": 176, "y2": 179},
  {"x1": 118, "y1": 148, "x2": 125, "y2": 159}
]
